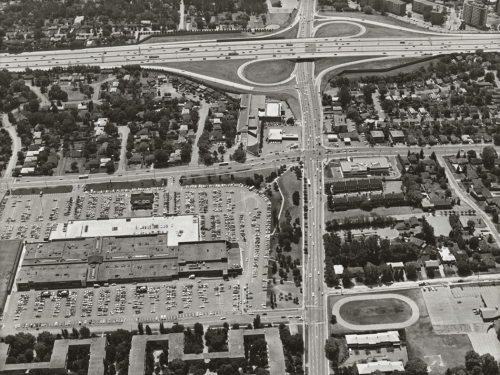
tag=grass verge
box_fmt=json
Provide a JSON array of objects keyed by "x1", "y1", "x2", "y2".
[
  {"x1": 152, "y1": 59, "x2": 253, "y2": 87},
  {"x1": 12, "y1": 186, "x2": 73, "y2": 195},
  {"x1": 315, "y1": 22, "x2": 362, "y2": 38},
  {"x1": 85, "y1": 179, "x2": 163, "y2": 192},
  {"x1": 243, "y1": 59, "x2": 296, "y2": 84}
]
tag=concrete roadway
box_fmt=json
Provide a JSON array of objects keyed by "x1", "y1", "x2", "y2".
[{"x1": 1, "y1": 35, "x2": 500, "y2": 71}]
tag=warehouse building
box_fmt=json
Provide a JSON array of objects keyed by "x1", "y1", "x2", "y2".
[{"x1": 412, "y1": 0, "x2": 435, "y2": 14}]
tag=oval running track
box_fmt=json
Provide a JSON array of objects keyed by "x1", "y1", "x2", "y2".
[{"x1": 332, "y1": 293, "x2": 420, "y2": 330}]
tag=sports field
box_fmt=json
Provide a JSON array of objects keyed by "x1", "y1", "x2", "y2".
[{"x1": 338, "y1": 298, "x2": 413, "y2": 325}]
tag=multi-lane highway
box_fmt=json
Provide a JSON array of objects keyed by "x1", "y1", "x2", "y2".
[
  {"x1": 2, "y1": 35, "x2": 500, "y2": 71},
  {"x1": 294, "y1": 1, "x2": 330, "y2": 374}
]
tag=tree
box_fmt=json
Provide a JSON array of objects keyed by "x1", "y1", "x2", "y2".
[
  {"x1": 467, "y1": 220, "x2": 476, "y2": 235},
  {"x1": 363, "y1": 5, "x2": 373, "y2": 13},
  {"x1": 465, "y1": 351, "x2": 482, "y2": 371},
  {"x1": 145, "y1": 325, "x2": 152, "y2": 335},
  {"x1": 420, "y1": 148, "x2": 424, "y2": 159},
  {"x1": 338, "y1": 85, "x2": 350, "y2": 108},
  {"x1": 105, "y1": 160, "x2": 115, "y2": 174},
  {"x1": 253, "y1": 315, "x2": 262, "y2": 329},
  {"x1": 79, "y1": 326, "x2": 90, "y2": 339},
  {"x1": 325, "y1": 338, "x2": 339, "y2": 362},
  {"x1": 405, "y1": 358, "x2": 428, "y2": 375},
  {"x1": 292, "y1": 191, "x2": 300, "y2": 206},
  {"x1": 138, "y1": 323, "x2": 144, "y2": 335},
  {"x1": 232, "y1": 143, "x2": 246, "y2": 163},
  {"x1": 456, "y1": 260, "x2": 471, "y2": 276},
  {"x1": 71, "y1": 161, "x2": 79, "y2": 171},
  {"x1": 363, "y1": 263, "x2": 380, "y2": 284},
  {"x1": 483, "y1": 146, "x2": 497, "y2": 169}
]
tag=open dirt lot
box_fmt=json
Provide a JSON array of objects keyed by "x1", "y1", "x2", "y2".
[
  {"x1": 425, "y1": 216, "x2": 453, "y2": 237},
  {"x1": 1, "y1": 183, "x2": 273, "y2": 334}
]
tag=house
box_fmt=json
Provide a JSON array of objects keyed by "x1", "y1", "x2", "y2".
[{"x1": 425, "y1": 260, "x2": 440, "y2": 269}]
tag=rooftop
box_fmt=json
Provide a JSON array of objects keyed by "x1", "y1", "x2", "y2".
[{"x1": 50, "y1": 216, "x2": 199, "y2": 246}]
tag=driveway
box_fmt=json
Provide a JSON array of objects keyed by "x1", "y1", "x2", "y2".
[
  {"x1": 189, "y1": 102, "x2": 209, "y2": 167},
  {"x1": 117, "y1": 126, "x2": 130, "y2": 172},
  {"x1": 2, "y1": 112, "x2": 21, "y2": 179}
]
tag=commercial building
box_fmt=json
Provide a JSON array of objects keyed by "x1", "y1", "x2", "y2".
[
  {"x1": 370, "y1": 130, "x2": 385, "y2": 143},
  {"x1": 267, "y1": 129, "x2": 298, "y2": 142},
  {"x1": 237, "y1": 94, "x2": 265, "y2": 136},
  {"x1": 259, "y1": 102, "x2": 282, "y2": 122},
  {"x1": 131, "y1": 191, "x2": 154, "y2": 210},
  {"x1": 50, "y1": 216, "x2": 199, "y2": 246},
  {"x1": 390, "y1": 130, "x2": 405, "y2": 143},
  {"x1": 16, "y1": 234, "x2": 242, "y2": 291},
  {"x1": 462, "y1": 1, "x2": 487, "y2": 28},
  {"x1": 340, "y1": 157, "x2": 390, "y2": 177},
  {"x1": 412, "y1": 0, "x2": 435, "y2": 14},
  {"x1": 384, "y1": 0, "x2": 407, "y2": 16}
]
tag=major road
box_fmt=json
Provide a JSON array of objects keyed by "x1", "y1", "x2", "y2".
[{"x1": 1, "y1": 35, "x2": 500, "y2": 71}]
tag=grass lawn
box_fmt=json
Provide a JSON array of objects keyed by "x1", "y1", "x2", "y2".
[
  {"x1": 143, "y1": 32, "x2": 261, "y2": 44},
  {"x1": 85, "y1": 179, "x2": 163, "y2": 192},
  {"x1": 316, "y1": 11, "x2": 431, "y2": 33},
  {"x1": 268, "y1": 168, "x2": 303, "y2": 298},
  {"x1": 338, "y1": 298, "x2": 413, "y2": 325},
  {"x1": 325, "y1": 206, "x2": 423, "y2": 221},
  {"x1": 385, "y1": 181, "x2": 403, "y2": 194},
  {"x1": 0, "y1": 239, "x2": 23, "y2": 313},
  {"x1": 153, "y1": 59, "x2": 253, "y2": 87},
  {"x1": 360, "y1": 23, "x2": 433, "y2": 39},
  {"x1": 61, "y1": 85, "x2": 86, "y2": 101},
  {"x1": 243, "y1": 59, "x2": 296, "y2": 84},
  {"x1": 315, "y1": 22, "x2": 362, "y2": 38},
  {"x1": 315, "y1": 56, "x2": 380, "y2": 91},
  {"x1": 277, "y1": 167, "x2": 302, "y2": 222},
  {"x1": 180, "y1": 166, "x2": 277, "y2": 186},
  {"x1": 333, "y1": 57, "x2": 437, "y2": 83},
  {"x1": 12, "y1": 186, "x2": 73, "y2": 195}
]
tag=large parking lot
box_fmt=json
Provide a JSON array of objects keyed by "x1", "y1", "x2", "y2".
[{"x1": 1, "y1": 182, "x2": 272, "y2": 333}]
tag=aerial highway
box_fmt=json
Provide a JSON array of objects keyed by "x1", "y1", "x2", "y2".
[{"x1": 1, "y1": 35, "x2": 500, "y2": 71}]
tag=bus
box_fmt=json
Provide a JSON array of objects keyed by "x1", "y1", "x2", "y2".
[
  {"x1": 79, "y1": 175, "x2": 89, "y2": 179},
  {"x1": 219, "y1": 162, "x2": 229, "y2": 166},
  {"x1": 307, "y1": 179, "x2": 311, "y2": 186},
  {"x1": 149, "y1": 55, "x2": 159, "y2": 58},
  {"x1": 180, "y1": 48, "x2": 190, "y2": 51}
]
